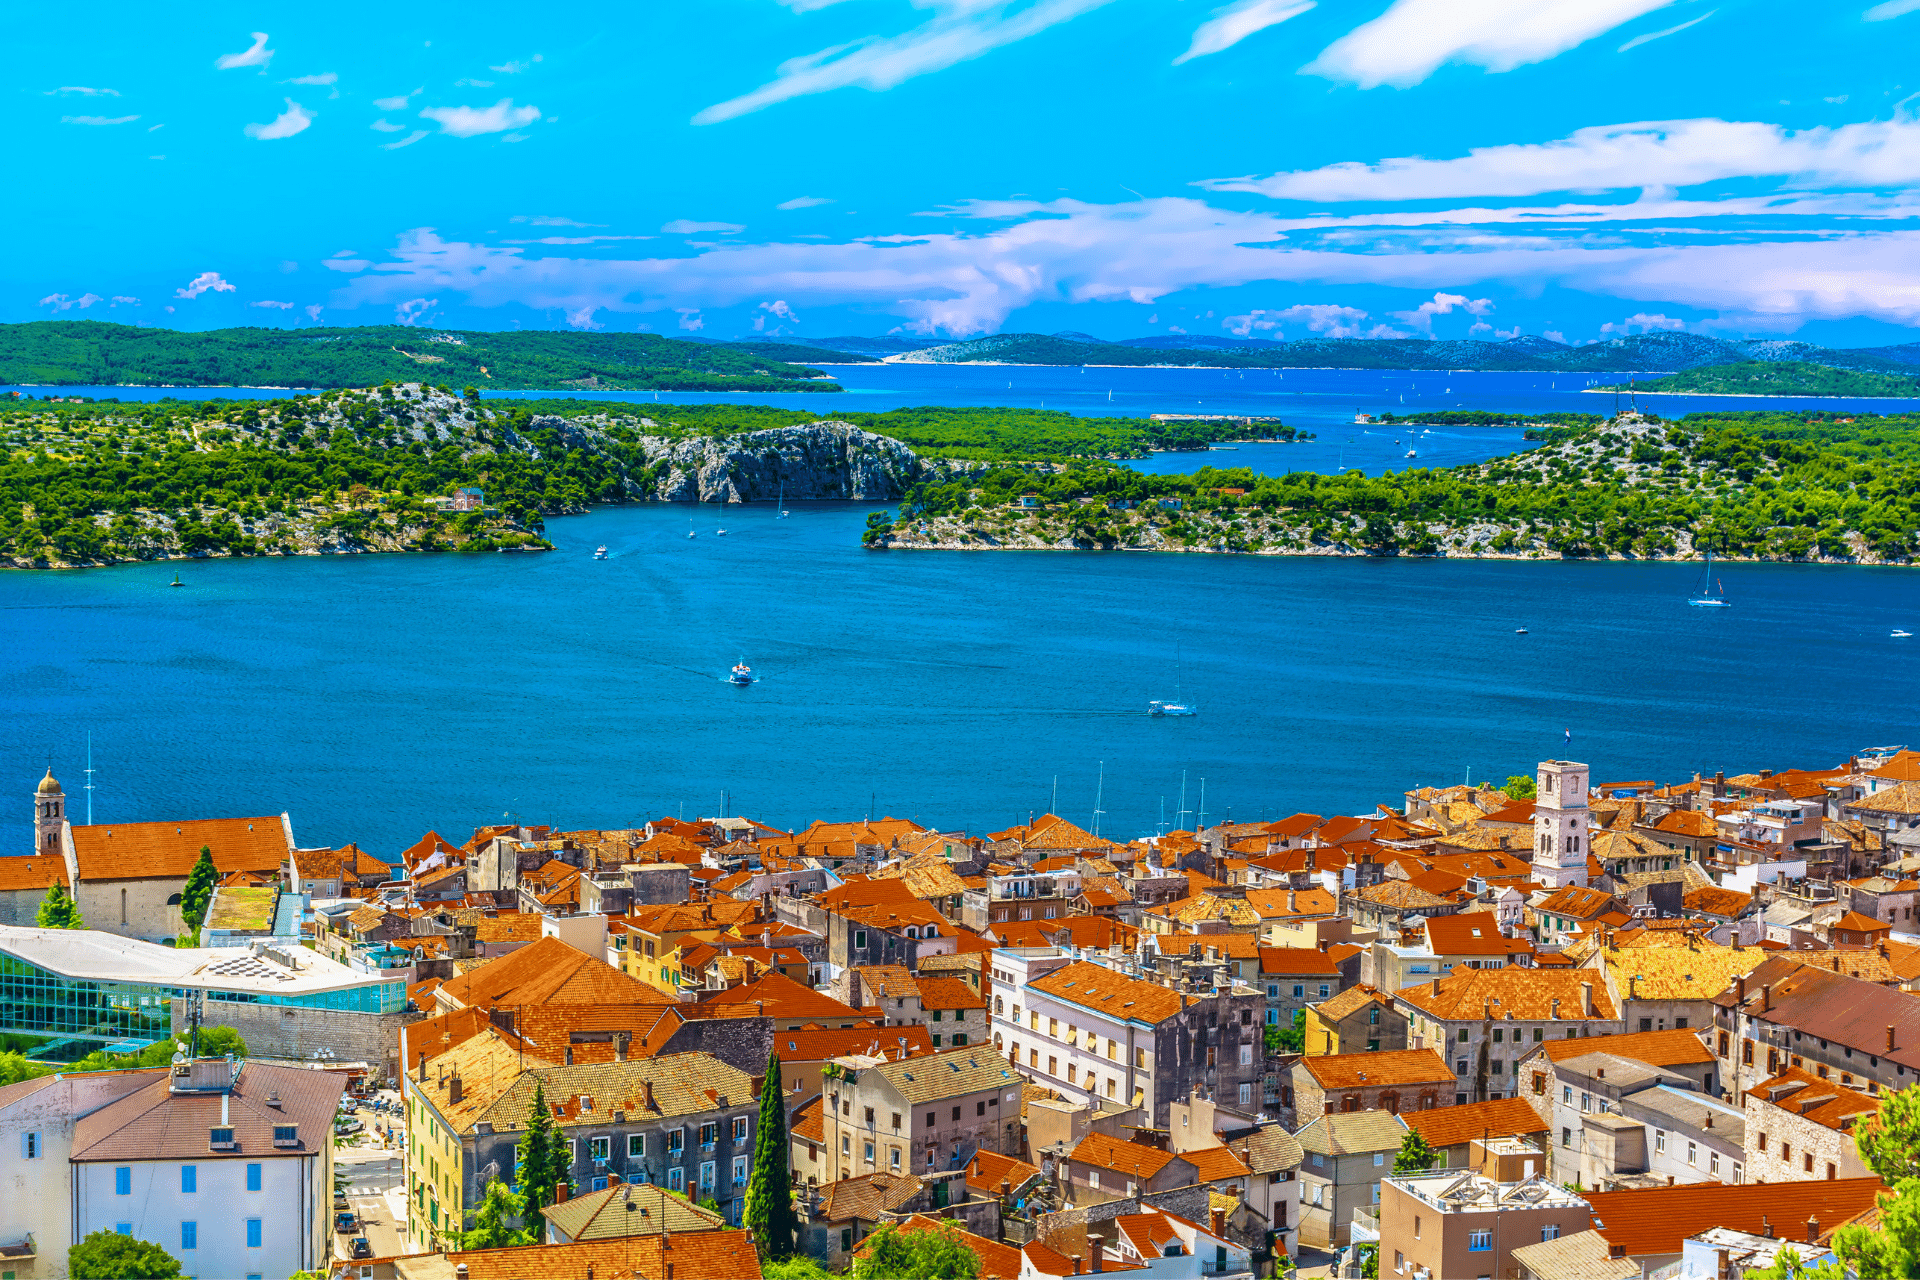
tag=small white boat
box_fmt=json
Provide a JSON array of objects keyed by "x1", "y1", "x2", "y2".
[
  {"x1": 1895, "y1": 630, "x2": 1913, "y2": 638},
  {"x1": 687, "y1": 517, "x2": 696, "y2": 540},
  {"x1": 1689, "y1": 547, "x2": 1731, "y2": 607},
  {"x1": 776, "y1": 482, "x2": 790, "y2": 518},
  {"x1": 593, "y1": 545, "x2": 608, "y2": 560},
  {"x1": 1149, "y1": 700, "x2": 1197, "y2": 718},
  {"x1": 1515, "y1": 628, "x2": 1528, "y2": 634},
  {"x1": 1405, "y1": 450, "x2": 1417, "y2": 458},
  {"x1": 730, "y1": 662, "x2": 754, "y2": 685}
]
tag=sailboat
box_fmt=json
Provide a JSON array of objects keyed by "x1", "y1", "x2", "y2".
[
  {"x1": 777, "y1": 482, "x2": 789, "y2": 519},
  {"x1": 687, "y1": 516, "x2": 697, "y2": 540},
  {"x1": 1689, "y1": 545, "x2": 1732, "y2": 607},
  {"x1": 1149, "y1": 645, "x2": 1198, "y2": 717}
]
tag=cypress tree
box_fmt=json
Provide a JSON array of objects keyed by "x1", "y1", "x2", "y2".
[
  {"x1": 35, "y1": 882, "x2": 84, "y2": 929},
  {"x1": 517, "y1": 1080, "x2": 558, "y2": 1214},
  {"x1": 179, "y1": 846, "x2": 218, "y2": 940},
  {"x1": 745, "y1": 1052, "x2": 798, "y2": 1258}
]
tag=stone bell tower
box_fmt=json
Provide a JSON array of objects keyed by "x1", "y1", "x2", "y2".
[
  {"x1": 34, "y1": 768, "x2": 65, "y2": 856},
  {"x1": 1531, "y1": 759, "x2": 1590, "y2": 889}
]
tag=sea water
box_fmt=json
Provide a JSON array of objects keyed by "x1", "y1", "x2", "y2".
[{"x1": 2, "y1": 366, "x2": 1916, "y2": 854}]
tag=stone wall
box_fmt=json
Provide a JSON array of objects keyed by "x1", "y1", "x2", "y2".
[
  {"x1": 654, "y1": 1015, "x2": 773, "y2": 1075},
  {"x1": 174, "y1": 999, "x2": 415, "y2": 1080}
]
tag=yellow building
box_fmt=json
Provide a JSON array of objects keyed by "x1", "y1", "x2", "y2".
[{"x1": 1302, "y1": 985, "x2": 1404, "y2": 1056}]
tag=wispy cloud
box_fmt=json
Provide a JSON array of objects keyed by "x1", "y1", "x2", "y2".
[
  {"x1": 505, "y1": 235, "x2": 654, "y2": 245},
  {"x1": 38, "y1": 293, "x2": 106, "y2": 311},
  {"x1": 663, "y1": 220, "x2": 745, "y2": 234},
  {"x1": 371, "y1": 119, "x2": 406, "y2": 132},
  {"x1": 419, "y1": 98, "x2": 540, "y2": 137},
  {"x1": 395, "y1": 298, "x2": 438, "y2": 325},
  {"x1": 694, "y1": 0, "x2": 1117, "y2": 125},
  {"x1": 1865, "y1": 0, "x2": 1920, "y2": 18},
  {"x1": 676, "y1": 309, "x2": 705, "y2": 331},
  {"x1": 1617, "y1": 9, "x2": 1713, "y2": 51},
  {"x1": 250, "y1": 300, "x2": 295, "y2": 309},
  {"x1": 1175, "y1": 0, "x2": 1314, "y2": 65},
  {"x1": 382, "y1": 130, "x2": 430, "y2": 150},
  {"x1": 777, "y1": 196, "x2": 835, "y2": 210},
  {"x1": 288, "y1": 72, "x2": 337, "y2": 85},
  {"x1": 374, "y1": 89, "x2": 422, "y2": 111},
  {"x1": 511, "y1": 215, "x2": 605, "y2": 227},
  {"x1": 1224, "y1": 304, "x2": 1403, "y2": 338},
  {"x1": 1306, "y1": 0, "x2": 1681, "y2": 88},
  {"x1": 455, "y1": 79, "x2": 495, "y2": 88},
  {"x1": 490, "y1": 56, "x2": 543, "y2": 73},
  {"x1": 1600, "y1": 311, "x2": 1689, "y2": 334},
  {"x1": 110, "y1": 296, "x2": 140, "y2": 306},
  {"x1": 215, "y1": 32, "x2": 274, "y2": 71},
  {"x1": 46, "y1": 86, "x2": 119, "y2": 97},
  {"x1": 61, "y1": 114, "x2": 139, "y2": 126},
  {"x1": 175, "y1": 272, "x2": 236, "y2": 299},
  {"x1": 1204, "y1": 114, "x2": 1920, "y2": 202},
  {"x1": 245, "y1": 99, "x2": 313, "y2": 140}
]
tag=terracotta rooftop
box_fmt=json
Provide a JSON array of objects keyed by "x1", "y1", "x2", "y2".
[
  {"x1": 448, "y1": 1230, "x2": 764, "y2": 1280},
  {"x1": 1067, "y1": 1131, "x2": 1189, "y2": 1181},
  {"x1": 1398, "y1": 967, "x2": 1620, "y2": 1022},
  {"x1": 1296, "y1": 1048, "x2": 1453, "y2": 1090},
  {"x1": 437, "y1": 935, "x2": 673, "y2": 1011},
  {"x1": 70, "y1": 815, "x2": 290, "y2": 882},
  {"x1": 1714, "y1": 957, "x2": 1920, "y2": 1071},
  {"x1": 878, "y1": 1216, "x2": 1023, "y2": 1280},
  {"x1": 1403, "y1": 1096, "x2": 1548, "y2": 1148},
  {"x1": 1180, "y1": 1144, "x2": 1252, "y2": 1182},
  {"x1": 1029, "y1": 961, "x2": 1186, "y2": 1025},
  {"x1": 1259, "y1": 947, "x2": 1341, "y2": 976},
  {"x1": 1747, "y1": 1066, "x2": 1881, "y2": 1132},
  {"x1": 1535, "y1": 1027, "x2": 1713, "y2": 1067},
  {"x1": 817, "y1": 1170, "x2": 922, "y2": 1222},
  {"x1": 965, "y1": 1147, "x2": 1042, "y2": 1197},
  {"x1": 1585, "y1": 1179, "x2": 1883, "y2": 1259},
  {"x1": 0, "y1": 854, "x2": 68, "y2": 893},
  {"x1": 542, "y1": 1180, "x2": 725, "y2": 1241}
]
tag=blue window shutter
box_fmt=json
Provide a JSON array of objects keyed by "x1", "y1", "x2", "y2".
[
  {"x1": 115, "y1": 1167, "x2": 131, "y2": 1196},
  {"x1": 181, "y1": 1165, "x2": 196, "y2": 1193},
  {"x1": 246, "y1": 1163, "x2": 262, "y2": 1191},
  {"x1": 115, "y1": 1223, "x2": 132, "y2": 1236},
  {"x1": 247, "y1": 1218, "x2": 262, "y2": 1248},
  {"x1": 181, "y1": 1221, "x2": 197, "y2": 1250}
]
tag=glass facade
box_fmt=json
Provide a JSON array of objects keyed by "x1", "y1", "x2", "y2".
[{"x1": 0, "y1": 947, "x2": 404, "y2": 1046}]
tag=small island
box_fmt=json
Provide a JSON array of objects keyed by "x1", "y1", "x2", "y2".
[{"x1": 1595, "y1": 361, "x2": 1920, "y2": 399}]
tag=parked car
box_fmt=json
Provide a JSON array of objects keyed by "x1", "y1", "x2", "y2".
[
  {"x1": 335, "y1": 1211, "x2": 358, "y2": 1233},
  {"x1": 351, "y1": 1237, "x2": 373, "y2": 1258}
]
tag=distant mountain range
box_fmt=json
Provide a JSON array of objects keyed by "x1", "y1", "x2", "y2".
[{"x1": 710, "y1": 329, "x2": 1920, "y2": 375}]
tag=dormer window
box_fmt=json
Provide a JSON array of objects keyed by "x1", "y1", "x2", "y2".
[
  {"x1": 209, "y1": 1127, "x2": 236, "y2": 1150},
  {"x1": 272, "y1": 1125, "x2": 298, "y2": 1147}
]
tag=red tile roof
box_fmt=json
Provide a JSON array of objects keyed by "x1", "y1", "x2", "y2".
[
  {"x1": 1403, "y1": 1096, "x2": 1548, "y2": 1148},
  {"x1": 70, "y1": 815, "x2": 290, "y2": 881},
  {"x1": 1585, "y1": 1179, "x2": 1883, "y2": 1258}
]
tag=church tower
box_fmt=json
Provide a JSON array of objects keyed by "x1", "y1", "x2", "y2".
[
  {"x1": 1531, "y1": 759, "x2": 1590, "y2": 889},
  {"x1": 34, "y1": 768, "x2": 65, "y2": 856}
]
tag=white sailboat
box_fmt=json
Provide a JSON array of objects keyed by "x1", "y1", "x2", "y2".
[
  {"x1": 777, "y1": 482, "x2": 789, "y2": 519},
  {"x1": 687, "y1": 516, "x2": 696, "y2": 540},
  {"x1": 1150, "y1": 646, "x2": 1198, "y2": 717},
  {"x1": 1689, "y1": 545, "x2": 1731, "y2": 607}
]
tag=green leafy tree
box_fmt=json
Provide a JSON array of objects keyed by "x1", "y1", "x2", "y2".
[
  {"x1": 179, "y1": 846, "x2": 217, "y2": 940},
  {"x1": 1393, "y1": 1129, "x2": 1440, "y2": 1174},
  {"x1": 516, "y1": 1080, "x2": 563, "y2": 1214},
  {"x1": 1355, "y1": 1242, "x2": 1378, "y2": 1280},
  {"x1": 36, "y1": 881, "x2": 84, "y2": 929},
  {"x1": 1504, "y1": 774, "x2": 1538, "y2": 800},
  {"x1": 1743, "y1": 1246, "x2": 1845, "y2": 1280},
  {"x1": 763, "y1": 1258, "x2": 836, "y2": 1280},
  {"x1": 461, "y1": 1177, "x2": 536, "y2": 1249},
  {"x1": 1856, "y1": 1083, "x2": 1920, "y2": 1183},
  {"x1": 68, "y1": 1230, "x2": 185, "y2": 1279},
  {"x1": 852, "y1": 1221, "x2": 981, "y2": 1280},
  {"x1": 747, "y1": 1052, "x2": 800, "y2": 1259},
  {"x1": 1831, "y1": 1084, "x2": 1920, "y2": 1275},
  {"x1": 1265, "y1": 1010, "x2": 1306, "y2": 1056}
]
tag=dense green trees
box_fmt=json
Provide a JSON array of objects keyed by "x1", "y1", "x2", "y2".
[
  {"x1": 852, "y1": 1221, "x2": 981, "y2": 1280},
  {"x1": 746, "y1": 1053, "x2": 799, "y2": 1258},
  {"x1": 461, "y1": 1179, "x2": 537, "y2": 1249},
  {"x1": 1617, "y1": 362, "x2": 1920, "y2": 398},
  {"x1": 36, "y1": 882, "x2": 83, "y2": 928},
  {"x1": 68, "y1": 1230, "x2": 184, "y2": 1279}
]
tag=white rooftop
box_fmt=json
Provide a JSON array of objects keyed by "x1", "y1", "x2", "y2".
[{"x1": 0, "y1": 923, "x2": 393, "y2": 996}]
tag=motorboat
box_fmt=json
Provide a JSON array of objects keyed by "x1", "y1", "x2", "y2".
[
  {"x1": 1895, "y1": 630, "x2": 1913, "y2": 638},
  {"x1": 1149, "y1": 700, "x2": 1196, "y2": 717},
  {"x1": 593, "y1": 546, "x2": 608, "y2": 560},
  {"x1": 730, "y1": 662, "x2": 755, "y2": 686}
]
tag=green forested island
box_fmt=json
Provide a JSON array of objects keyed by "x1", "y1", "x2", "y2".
[
  {"x1": 1601, "y1": 361, "x2": 1920, "y2": 399},
  {"x1": 876, "y1": 408, "x2": 1920, "y2": 563},
  {"x1": 0, "y1": 387, "x2": 1280, "y2": 566},
  {"x1": 0, "y1": 321, "x2": 840, "y2": 391}
]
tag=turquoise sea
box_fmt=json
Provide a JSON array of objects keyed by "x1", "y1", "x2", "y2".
[{"x1": 3, "y1": 366, "x2": 1917, "y2": 856}]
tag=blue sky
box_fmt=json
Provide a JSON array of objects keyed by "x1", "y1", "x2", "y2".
[{"x1": 15, "y1": 0, "x2": 1920, "y2": 346}]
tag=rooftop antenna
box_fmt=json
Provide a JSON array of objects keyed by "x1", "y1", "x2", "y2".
[
  {"x1": 85, "y1": 732, "x2": 95, "y2": 826},
  {"x1": 1092, "y1": 762, "x2": 1106, "y2": 840}
]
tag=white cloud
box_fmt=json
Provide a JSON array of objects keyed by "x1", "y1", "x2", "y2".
[
  {"x1": 245, "y1": 99, "x2": 313, "y2": 140},
  {"x1": 110, "y1": 296, "x2": 140, "y2": 306},
  {"x1": 760, "y1": 299, "x2": 800, "y2": 321},
  {"x1": 306, "y1": 304, "x2": 324, "y2": 320},
  {"x1": 46, "y1": 86, "x2": 119, "y2": 97},
  {"x1": 777, "y1": 196, "x2": 834, "y2": 209},
  {"x1": 1600, "y1": 311, "x2": 1689, "y2": 334},
  {"x1": 250, "y1": 300, "x2": 295, "y2": 309},
  {"x1": 61, "y1": 114, "x2": 139, "y2": 126},
  {"x1": 1206, "y1": 115, "x2": 1920, "y2": 202},
  {"x1": 1616, "y1": 10, "x2": 1713, "y2": 52},
  {"x1": 663, "y1": 220, "x2": 745, "y2": 234},
  {"x1": 455, "y1": 79, "x2": 495, "y2": 88},
  {"x1": 694, "y1": 0, "x2": 1118, "y2": 125},
  {"x1": 511, "y1": 216, "x2": 605, "y2": 227},
  {"x1": 1391, "y1": 291, "x2": 1494, "y2": 331},
  {"x1": 490, "y1": 56, "x2": 543, "y2": 73},
  {"x1": 1865, "y1": 0, "x2": 1920, "y2": 18},
  {"x1": 38, "y1": 293, "x2": 106, "y2": 311},
  {"x1": 175, "y1": 272, "x2": 236, "y2": 300},
  {"x1": 216, "y1": 32, "x2": 274, "y2": 71},
  {"x1": 677, "y1": 309, "x2": 705, "y2": 330},
  {"x1": 566, "y1": 306, "x2": 602, "y2": 330},
  {"x1": 1543, "y1": 329, "x2": 1567, "y2": 343},
  {"x1": 1306, "y1": 0, "x2": 1681, "y2": 88},
  {"x1": 505, "y1": 235, "x2": 653, "y2": 245},
  {"x1": 371, "y1": 119, "x2": 405, "y2": 132},
  {"x1": 382, "y1": 130, "x2": 430, "y2": 150},
  {"x1": 374, "y1": 89, "x2": 422, "y2": 111},
  {"x1": 395, "y1": 298, "x2": 437, "y2": 325},
  {"x1": 1224, "y1": 303, "x2": 1399, "y2": 338},
  {"x1": 1175, "y1": 0, "x2": 1315, "y2": 65},
  {"x1": 419, "y1": 98, "x2": 539, "y2": 137},
  {"x1": 288, "y1": 72, "x2": 337, "y2": 85}
]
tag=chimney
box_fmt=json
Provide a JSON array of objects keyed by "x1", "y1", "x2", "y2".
[
  {"x1": 1807, "y1": 1215, "x2": 1820, "y2": 1243},
  {"x1": 1550, "y1": 998, "x2": 1561, "y2": 1020},
  {"x1": 1432, "y1": 978, "x2": 1441, "y2": 998},
  {"x1": 1211, "y1": 1208, "x2": 1225, "y2": 1236},
  {"x1": 1717, "y1": 1250, "x2": 1729, "y2": 1280},
  {"x1": 1666, "y1": 1173, "x2": 1673, "y2": 1185},
  {"x1": 1891, "y1": 1026, "x2": 1899, "y2": 1053},
  {"x1": 1762, "y1": 1216, "x2": 1773, "y2": 1239},
  {"x1": 1287, "y1": 891, "x2": 1297, "y2": 913},
  {"x1": 1580, "y1": 981, "x2": 1595, "y2": 1018},
  {"x1": 1090, "y1": 1235, "x2": 1104, "y2": 1273},
  {"x1": 1704, "y1": 1115, "x2": 1712, "y2": 1129},
  {"x1": 1761, "y1": 984, "x2": 1771, "y2": 1013},
  {"x1": 418, "y1": 1051, "x2": 428, "y2": 1083},
  {"x1": 555, "y1": 1180, "x2": 570, "y2": 1204},
  {"x1": 1735, "y1": 975, "x2": 1747, "y2": 1002},
  {"x1": 449, "y1": 1069, "x2": 463, "y2": 1105},
  {"x1": 644, "y1": 1081, "x2": 655, "y2": 1111},
  {"x1": 1071, "y1": 1257, "x2": 1083, "y2": 1276}
]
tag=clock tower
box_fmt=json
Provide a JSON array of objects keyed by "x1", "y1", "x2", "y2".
[{"x1": 1531, "y1": 759, "x2": 1590, "y2": 889}]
